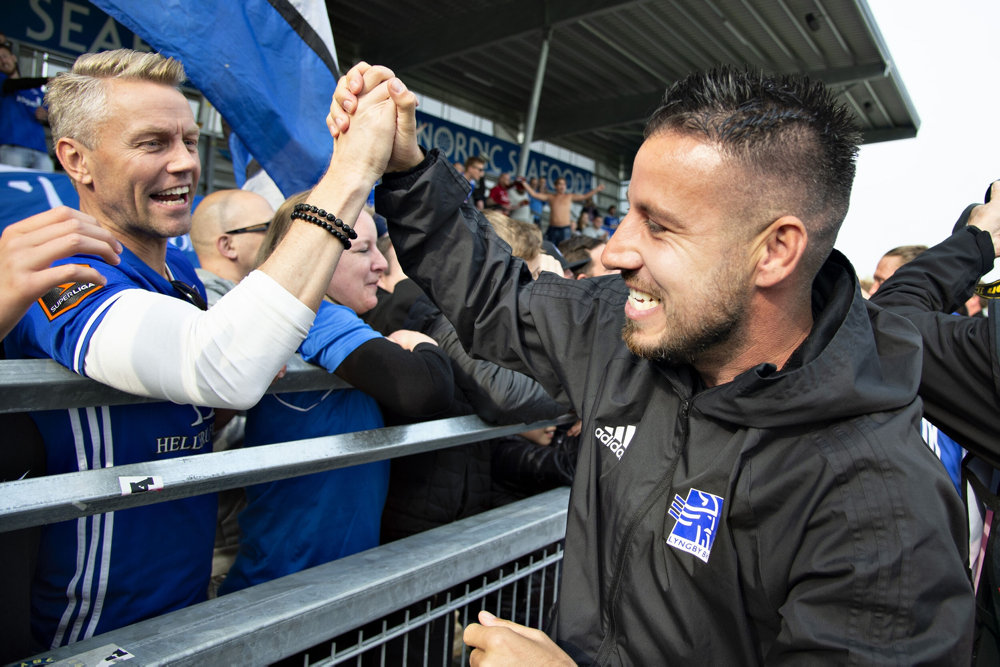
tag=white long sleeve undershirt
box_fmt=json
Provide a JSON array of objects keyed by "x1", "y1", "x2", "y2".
[{"x1": 84, "y1": 270, "x2": 314, "y2": 410}]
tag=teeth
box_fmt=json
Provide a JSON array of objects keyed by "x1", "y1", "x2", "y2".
[
  {"x1": 628, "y1": 288, "x2": 659, "y2": 311},
  {"x1": 156, "y1": 186, "x2": 189, "y2": 196}
]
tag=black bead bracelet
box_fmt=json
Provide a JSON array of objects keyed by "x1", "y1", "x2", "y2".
[
  {"x1": 293, "y1": 203, "x2": 358, "y2": 240},
  {"x1": 289, "y1": 209, "x2": 352, "y2": 249}
]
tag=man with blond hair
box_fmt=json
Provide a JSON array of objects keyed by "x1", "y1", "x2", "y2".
[{"x1": 5, "y1": 48, "x2": 400, "y2": 648}]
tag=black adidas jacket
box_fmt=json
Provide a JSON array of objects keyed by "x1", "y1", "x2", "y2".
[{"x1": 377, "y1": 150, "x2": 973, "y2": 665}]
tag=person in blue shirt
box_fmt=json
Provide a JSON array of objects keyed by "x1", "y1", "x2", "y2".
[
  {"x1": 0, "y1": 40, "x2": 53, "y2": 171},
  {"x1": 218, "y1": 196, "x2": 453, "y2": 594}
]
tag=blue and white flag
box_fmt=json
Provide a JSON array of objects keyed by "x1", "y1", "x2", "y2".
[{"x1": 91, "y1": 0, "x2": 339, "y2": 198}]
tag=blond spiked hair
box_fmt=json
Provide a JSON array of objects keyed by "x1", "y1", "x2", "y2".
[{"x1": 46, "y1": 49, "x2": 186, "y2": 147}]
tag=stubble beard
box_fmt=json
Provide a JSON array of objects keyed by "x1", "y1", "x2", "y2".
[{"x1": 621, "y1": 262, "x2": 751, "y2": 366}]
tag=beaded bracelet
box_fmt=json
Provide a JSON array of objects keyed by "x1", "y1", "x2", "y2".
[
  {"x1": 290, "y1": 210, "x2": 352, "y2": 249},
  {"x1": 293, "y1": 203, "x2": 358, "y2": 240}
]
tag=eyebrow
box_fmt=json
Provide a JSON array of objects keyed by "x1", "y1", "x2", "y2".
[
  {"x1": 627, "y1": 189, "x2": 685, "y2": 230},
  {"x1": 128, "y1": 124, "x2": 201, "y2": 139}
]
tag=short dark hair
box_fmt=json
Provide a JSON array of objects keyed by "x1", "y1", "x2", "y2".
[
  {"x1": 645, "y1": 66, "x2": 860, "y2": 278},
  {"x1": 559, "y1": 235, "x2": 603, "y2": 275},
  {"x1": 464, "y1": 156, "x2": 485, "y2": 169}
]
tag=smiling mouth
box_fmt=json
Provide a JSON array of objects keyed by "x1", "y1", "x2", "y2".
[
  {"x1": 150, "y1": 186, "x2": 190, "y2": 206},
  {"x1": 628, "y1": 288, "x2": 660, "y2": 311}
]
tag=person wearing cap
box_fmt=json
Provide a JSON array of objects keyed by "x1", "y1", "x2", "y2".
[
  {"x1": 0, "y1": 39, "x2": 53, "y2": 170},
  {"x1": 538, "y1": 239, "x2": 584, "y2": 279}
]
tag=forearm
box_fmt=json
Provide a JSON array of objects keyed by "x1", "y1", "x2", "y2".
[
  {"x1": 429, "y1": 314, "x2": 566, "y2": 424},
  {"x1": 256, "y1": 171, "x2": 369, "y2": 311},
  {"x1": 84, "y1": 271, "x2": 313, "y2": 409},
  {"x1": 258, "y1": 68, "x2": 402, "y2": 311},
  {"x1": 522, "y1": 184, "x2": 544, "y2": 200},
  {"x1": 870, "y1": 226, "x2": 1000, "y2": 459},
  {"x1": 335, "y1": 338, "x2": 453, "y2": 417},
  {"x1": 872, "y1": 227, "x2": 993, "y2": 315},
  {"x1": 379, "y1": 152, "x2": 533, "y2": 363},
  {"x1": 378, "y1": 150, "x2": 575, "y2": 404}
]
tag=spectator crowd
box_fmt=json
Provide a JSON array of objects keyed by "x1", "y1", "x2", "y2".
[{"x1": 2, "y1": 42, "x2": 1000, "y2": 667}]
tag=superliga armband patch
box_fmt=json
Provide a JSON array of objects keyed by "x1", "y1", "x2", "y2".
[{"x1": 38, "y1": 279, "x2": 103, "y2": 321}]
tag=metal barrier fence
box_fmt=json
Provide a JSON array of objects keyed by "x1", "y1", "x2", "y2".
[{"x1": 0, "y1": 358, "x2": 570, "y2": 666}]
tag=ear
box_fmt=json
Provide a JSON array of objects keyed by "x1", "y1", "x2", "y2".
[
  {"x1": 216, "y1": 234, "x2": 238, "y2": 260},
  {"x1": 753, "y1": 215, "x2": 808, "y2": 288},
  {"x1": 56, "y1": 138, "x2": 93, "y2": 186}
]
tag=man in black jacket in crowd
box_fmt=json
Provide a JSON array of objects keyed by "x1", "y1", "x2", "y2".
[
  {"x1": 871, "y1": 186, "x2": 1000, "y2": 465},
  {"x1": 871, "y1": 184, "x2": 1000, "y2": 665},
  {"x1": 330, "y1": 63, "x2": 974, "y2": 664}
]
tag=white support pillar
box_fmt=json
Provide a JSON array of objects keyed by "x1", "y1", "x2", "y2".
[{"x1": 517, "y1": 27, "x2": 552, "y2": 178}]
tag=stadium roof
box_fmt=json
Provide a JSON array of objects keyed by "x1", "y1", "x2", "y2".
[{"x1": 327, "y1": 0, "x2": 918, "y2": 177}]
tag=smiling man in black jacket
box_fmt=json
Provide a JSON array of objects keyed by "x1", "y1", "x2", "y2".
[{"x1": 330, "y1": 64, "x2": 974, "y2": 665}]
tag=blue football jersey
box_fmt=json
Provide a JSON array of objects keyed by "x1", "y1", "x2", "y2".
[{"x1": 5, "y1": 246, "x2": 217, "y2": 648}]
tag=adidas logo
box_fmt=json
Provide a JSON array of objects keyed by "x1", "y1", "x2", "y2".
[{"x1": 595, "y1": 424, "x2": 636, "y2": 460}]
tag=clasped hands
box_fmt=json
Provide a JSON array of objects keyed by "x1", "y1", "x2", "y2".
[{"x1": 326, "y1": 62, "x2": 423, "y2": 184}]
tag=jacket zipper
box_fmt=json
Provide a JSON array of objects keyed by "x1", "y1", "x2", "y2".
[{"x1": 594, "y1": 398, "x2": 692, "y2": 664}]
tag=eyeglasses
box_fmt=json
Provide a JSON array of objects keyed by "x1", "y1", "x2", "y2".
[
  {"x1": 170, "y1": 280, "x2": 208, "y2": 311},
  {"x1": 224, "y1": 221, "x2": 270, "y2": 235}
]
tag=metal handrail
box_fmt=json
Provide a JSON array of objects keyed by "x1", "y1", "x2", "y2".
[
  {"x1": 0, "y1": 413, "x2": 566, "y2": 532},
  {"x1": 29, "y1": 488, "x2": 570, "y2": 666},
  {"x1": 0, "y1": 357, "x2": 570, "y2": 532}
]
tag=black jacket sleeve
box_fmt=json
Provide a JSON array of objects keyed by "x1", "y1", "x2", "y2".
[
  {"x1": 425, "y1": 312, "x2": 569, "y2": 424},
  {"x1": 870, "y1": 226, "x2": 1000, "y2": 464},
  {"x1": 334, "y1": 337, "x2": 453, "y2": 419},
  {"x1": 376, "y1": 150, "x2": 627, "y2": 416},
  {"x1": 491, "y1": 431, "x2": 579, "y2": 498}
]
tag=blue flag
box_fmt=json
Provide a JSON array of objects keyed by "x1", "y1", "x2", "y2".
[{"x1": 91, "y1": 0, "x2": 339, "y2": 198}]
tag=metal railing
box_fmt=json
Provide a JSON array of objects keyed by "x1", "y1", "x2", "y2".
[
  {"x1": 31, "y1": 490, "x2": 568, "y2": 666},
  {"x1": 1, "y1": 358, "x2": 571, "y2": 665}
]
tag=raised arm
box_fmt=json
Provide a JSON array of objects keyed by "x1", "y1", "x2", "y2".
[
  {"x1": 79, "y1": 71, "x2": 405, "y2": 409},
  {"x1": 519, "y1": 179, "x2": 550, "y2": 202},
  {"x1": 332, "y1": 63, "x2": 594, "y2": 404},
  {"x1": 871, "y1": 182, "x2": 1000, "y2": 463},
  {"x1": 259, "y1": 68, "x2": 403, "y2": 310},
  {"x1": 570, "y1": 183, "x2": 605, "y2": 202}
]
